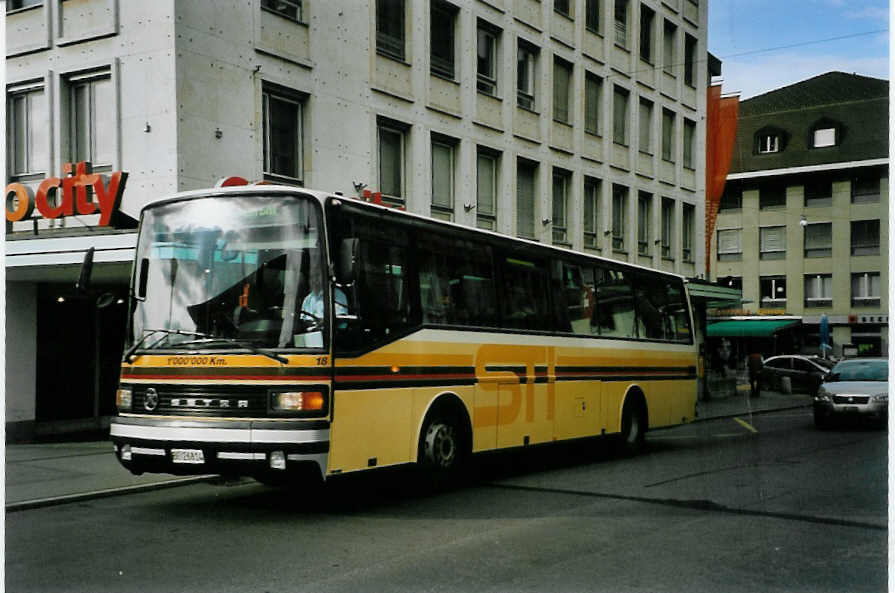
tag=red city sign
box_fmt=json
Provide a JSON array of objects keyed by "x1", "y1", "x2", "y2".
[{"x1": 5, "y1": 161, "x2": 128, "y2": 227}]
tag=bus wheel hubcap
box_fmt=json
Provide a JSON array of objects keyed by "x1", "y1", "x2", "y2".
[{"x1": 426, "y1": 422, "x2": 456, "y2": 468}]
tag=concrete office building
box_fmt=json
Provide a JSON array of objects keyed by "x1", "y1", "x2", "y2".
[
  {"x1": 711, "y1": 72, "x2": 888, "y2": 359},
  {"x1": 6, "y1": 0, "x2": 709, "y2": 440}
]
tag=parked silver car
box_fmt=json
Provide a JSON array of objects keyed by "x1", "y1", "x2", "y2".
[{"x1": 813, "y1": 358, "x2": 888, "y2": 429}]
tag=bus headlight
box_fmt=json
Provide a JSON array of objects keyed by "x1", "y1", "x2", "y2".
[
  {"x1": 116, "y1": 387, "x2": 133, "y2": 411},
  {"x1": 270, "y1": 390, "x2": 326, "y2": 414}
]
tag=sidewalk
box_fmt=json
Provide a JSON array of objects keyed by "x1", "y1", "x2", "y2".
[{"x1": 5, "y1": 383, "x2": 811, "y2": 509}]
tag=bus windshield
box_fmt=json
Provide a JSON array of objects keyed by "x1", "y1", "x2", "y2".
[{"x1": 128, "y1": 194, "x2": 328, "y2": 352}]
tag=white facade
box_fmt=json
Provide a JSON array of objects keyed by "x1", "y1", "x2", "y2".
[{"x1": 5, "y1": 0, "x2": 708, "y2": 437}]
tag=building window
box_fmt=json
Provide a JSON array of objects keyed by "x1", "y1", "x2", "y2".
[
  {"x1": 804, "y1": 222, "x2": 832, "y2": 258},
  {"x1": 852, "y1": 170, "x2": 880, "y2": 203},
  {"x1": 851, "y1": 220, "x2": 880, "y2": 256},
  {"x1": 583, "y1": 177, "x2": 601, "y2": 248},
  {"x1": 585, "y1": 0, "x2": 600, "y2": 33},
  {"x1": 431, "y1": 136, "x2": 455, "y2": 221},
  {"x1": 517, "y1": 42, "x2": 537, "y2": 110},
  {"x1": 637, "y1": 191, "x2": 651, "y2": 256},
  {"x1": 851, "y1": 272, "x2": 881, "y2": 308},
  {"x1": 262, "y1": 86, "x2": 304, "y2": 183},
  {"x1": 517, "y1": 160, "x2": 537, "y2": 239},
  {"x1": 758, "y1": 133, "x2": 780, "y2": 154},
  {"x1": 639, "y1": 5, "x2": 654, "y2": 63},
  {"x1": 661, "y1": 197, "x2": 674, "y2": 259},
  {"x1": 759, "y1": 182, "x2": 786, "y2": 208},
  {"x1": 719, "y1": 184, "x2": 741, "y2": 210},
  {"x1": 68, "y1": 70, "x2": 114, "y2": 168},
  {"x1": 477, "y1": 23, "x2": 499, "y2": 96},
  {"x1": 7, "y1": 0, "x2": 42, "y2": 12},
  {"x1": 553, "y1": 58, "x2": 572, "y2": 124},
  {"x1": 684, "y1": 33, "x2": 697, "y2": 87},
  {"x1": 683, "y1": 119, "x2": 696, "y2": 169},
  {"x1": 430, "y1": 1, "x2": 457, "y2": 79},
  {"x1": 611, "y1": 184, "x2": 627, "y2": 251},
  {"x1": 585, "y1": 72, "x2": 602, "y2": 135},
  {"x1": 719, "y1": 276, "x2": 742, "y2": 291},
  {"x1": 376, "y1": 0, "x2": 405, "y2": 61},
  {"x1": 261, "y1": 0, "x2": 302, "y2": 21},
  {"x1": 7, "y1": 82, "x2": 48, "y2": 181},
  {"x1": 813, "y1": 127, "x2": 836, "y2": 148},
  {"x1": 760, "y1": 276, "x2": 787, "y2": 307},
  {"x1": 662, "y1": 20, "x2": 676, "y2": 75},
  {"x1": 378, "y1": 121, "x2": 406, "y2": 203},
  {"x1": 614, "y1": 0, "x2": 628, "y2": 48},
  {"x1": 476, "y1": 149, "x2": 498, "y2": 230},
  {"x1": 554, "y1": 0, "x2": 571, "y2": 17},
  {"x1": 638, "y1": 98, "x2": 653, "y2": 154},
  {"x1": 552, "y1": 168, "x2": 570, "y2": 244},
  {"x1": 759, "y1": 226, "x2": 786, "y2": 260},
  {"x1": 804, "y1": 274, "x2": 833, "y2": 308},
  {"x1": 661, "y1": 108, "x2": 675, "y2": 162},
  {"x1": 716, "y1": 228, "x2": 742, "y2": 261},
  {"x1": 804, "y1": 175, "x2": 832, "y2": 207},
  {"x1": 681, "y1": 203, "x2": 694, "y2": 262},
  {"x1": 613, "y1": 86, "x2": 629, "y2": 145}
]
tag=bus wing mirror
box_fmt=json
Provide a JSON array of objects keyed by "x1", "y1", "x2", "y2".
[
  {"x1": 337, "y1": 238, "x2": 359, "y2": 285},
  {"x1": 136, "y1": 258, "x2": 150, "y2": 300},
  {"x1": 76, "y1": 247, "x2": 95, "y2": 295}
]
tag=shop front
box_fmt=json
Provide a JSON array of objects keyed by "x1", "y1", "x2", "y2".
[{"x1": 5, "y1": 164, "x2": 136, "y2": 441}]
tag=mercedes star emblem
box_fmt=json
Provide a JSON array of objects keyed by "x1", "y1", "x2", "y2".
[{"x1": 144, "y1": 388, "x2": 159, "y2": 411}]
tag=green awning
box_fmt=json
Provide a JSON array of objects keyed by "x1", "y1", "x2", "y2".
[{"x1": 707, "y1": 319, "x2": 800, "y2": 338}]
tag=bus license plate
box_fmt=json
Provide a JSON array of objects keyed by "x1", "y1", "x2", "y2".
[{"x1": 171, "y1": 449, "x2": 205, "y2": 464}]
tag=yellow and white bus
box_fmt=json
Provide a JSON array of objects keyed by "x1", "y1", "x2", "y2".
[{"x1": 109, "y1": 185, "x2": 697, "y2": 483}]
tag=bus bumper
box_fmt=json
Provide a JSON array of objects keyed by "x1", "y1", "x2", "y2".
[{"x1": 110, "y1": 417, "x2": 329, "y2": 479}]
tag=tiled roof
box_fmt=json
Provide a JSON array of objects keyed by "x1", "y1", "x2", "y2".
[
  {"x1": 728, "y1": 72, "x2": 889, "y2": 174},
  {"x1": 739, "y1": 72, "x2": 888, "y2": 117}
]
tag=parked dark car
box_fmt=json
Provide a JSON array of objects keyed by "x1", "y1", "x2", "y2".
[
  {"x1": 759, "y1": 355, "x2": 835, "y2": 395},
  {"x1": 814, "y1": 357, "x2": 888, "y2": 429}
]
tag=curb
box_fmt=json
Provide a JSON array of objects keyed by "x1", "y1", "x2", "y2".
[
  {"x1": 692, "y1": 402, "x2": 812, "y2": 424},
  {"x1": 6, "y1": 475, "x2": 217, "y2": 512}
]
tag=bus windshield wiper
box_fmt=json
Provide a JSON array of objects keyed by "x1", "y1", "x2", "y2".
[
  {"x1": 175, "y1": 336, "x2": 289, "y2": 364},
  {"x1": 124, "y1": 329, "x2": 288, "y2": 364}
]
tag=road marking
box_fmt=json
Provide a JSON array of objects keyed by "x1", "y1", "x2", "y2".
[
  {"x1": 733, "y1": 417, "x2": 758, "y2": 433},
  {"x1": 649, "y1": 433, "x2": 747, "y2": 440},
  {"x1": 6, "y1": 475, "x2": 216, "y2": 512}
]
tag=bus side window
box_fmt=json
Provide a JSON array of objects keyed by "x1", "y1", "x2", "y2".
[
  {"x1": 562, "y1": 263, "x2": 594, "y2": 336},
  {"x1": 634, "y1": 274, "x2": 669, "y2": 340},
  {"x1": 666, "y1": 279, "x2": 692, "y2": 342},
  {"x1": 592, "y1": 266, "x2": 635, "y2": 338},
  {"x1": 416, "y1": 234, "x2": 497, "y2": 327},
  {"x1": 357, "y1": 240, "x2": 414, "y2": 339},
  {"x1": 500, "y1": 256, "x2": 550, "y2": 331}
]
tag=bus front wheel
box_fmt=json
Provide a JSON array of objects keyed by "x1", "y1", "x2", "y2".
[{"x1": 421, "y1": 417, "x2": 460, "y2": 470}]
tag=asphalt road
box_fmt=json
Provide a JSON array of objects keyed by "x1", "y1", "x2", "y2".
[{"x1": 6, "y1": 409, "x2": 887, "y2": 593}]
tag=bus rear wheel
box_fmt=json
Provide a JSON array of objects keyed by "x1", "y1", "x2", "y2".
[{"x1": 618, "y1": 400, "x2": 646, "y2": 456}]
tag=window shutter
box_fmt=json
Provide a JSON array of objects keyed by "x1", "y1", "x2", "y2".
[
  {"x1": 718, "y1": 229, "x2": 741, "y2": 253},
  {"x1": 804, "y1": 223, "x2": 832, "y2": 249},
  {"x1": 760, "y1": 226, "x2": 786, "y2": 252}
]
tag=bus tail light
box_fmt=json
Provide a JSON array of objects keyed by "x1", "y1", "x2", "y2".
[
  {"x1": 270, "y1": 391, "x2": 326, "y2": 413},
  {"x1": 116, "y1": 388, "x2": 133, "y2": 411}
]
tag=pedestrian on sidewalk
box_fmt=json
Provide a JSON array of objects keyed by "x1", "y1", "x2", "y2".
[{"x1": 747, "y1": 352, "x2": 763, "y2": 398}]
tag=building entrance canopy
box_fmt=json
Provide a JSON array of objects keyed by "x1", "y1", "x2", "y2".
[{"x1": 707, "y1": 319, "x2": 801, "y2": 338}]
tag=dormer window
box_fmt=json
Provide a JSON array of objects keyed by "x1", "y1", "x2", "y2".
[
  {"x1": 809, "y1": 118, "x2": 842, "y2": 149},
  {"x1": 758, "y1": 134, "x2": 779, "y2": 154},
  {"x1": 813, "y1": 127, "x2": 836, "y2": 147}
]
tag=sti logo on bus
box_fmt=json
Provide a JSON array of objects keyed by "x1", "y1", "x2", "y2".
[{"x1": 5, "y1": 161, "x2": 128, "y2": 226}]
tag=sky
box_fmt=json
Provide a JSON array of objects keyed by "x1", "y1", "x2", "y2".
[{"x1": 708, "y1": 0, "x2": 889, "y2": 99}]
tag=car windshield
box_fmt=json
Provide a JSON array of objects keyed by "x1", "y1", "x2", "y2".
[
  {"x1": 128, "y1": 194, "x2": 328, "y2": 351},
  {"x1": 830, "y1": 360, "x2": 888, "y2": 382}
]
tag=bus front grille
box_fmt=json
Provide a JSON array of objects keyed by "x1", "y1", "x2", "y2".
[{"x1": 130, "y1": 384, "x2": 269, "y2": 417}]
